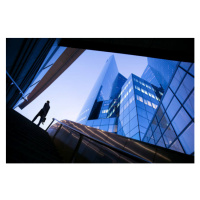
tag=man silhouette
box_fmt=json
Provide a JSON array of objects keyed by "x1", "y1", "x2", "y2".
[{"x1": 32, "y1": 101, "x2": 50, "y2": 126}]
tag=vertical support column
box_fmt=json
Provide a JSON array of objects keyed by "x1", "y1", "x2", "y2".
[
  {"x1": 70, "y1": 134, "x2": 84, "y2": 163},
  {"x1": 52, "y1": 124, "x2": 63, "y2": 141}
]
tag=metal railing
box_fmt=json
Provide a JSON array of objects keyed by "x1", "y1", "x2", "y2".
[
  {"x1": 46, "y1": 118, "x2": 151, "y2": 163},
  {"x1": 6, "y1": 71, "x2": 28, "y2": 102}
]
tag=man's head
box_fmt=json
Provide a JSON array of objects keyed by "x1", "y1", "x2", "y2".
[{"x1": 47, "y1": 100, "x2": 50, "y2": 104}]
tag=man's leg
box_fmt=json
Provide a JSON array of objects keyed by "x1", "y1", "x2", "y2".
[
  {"x1": 37, "y1": 115, "x2": 44, "y2": 126},
  {"x1": 32, "y1": 111, "x2": 40, "y2": 123}
]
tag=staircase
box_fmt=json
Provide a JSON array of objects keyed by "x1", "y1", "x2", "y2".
[{"x1": 6, "y1": 108, "x2": 62, "y2": 163}]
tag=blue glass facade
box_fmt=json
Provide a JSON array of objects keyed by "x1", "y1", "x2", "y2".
[
  {"x1": 141, "y1": 57, "x2": 179, "y2": 90},
  {"x1": 76, "y1": 55, "x2": 127, "y2": 132},
  {"x1": 117, "y1": 74, "x2": 163, "y2": 140},
  {"x1": 142, "y1": 62, "x2": 194, "y2": 155},
  {"x1": 76, "y1": 56, "x2": 194, "y2": 155}
]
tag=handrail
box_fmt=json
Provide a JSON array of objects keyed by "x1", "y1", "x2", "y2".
[
  {"x1": 47, "y1": 118, "x2": 151, "y2": 163},
  {"x1": 6, "y1": 70, "x2": 28, "y2": 101}
]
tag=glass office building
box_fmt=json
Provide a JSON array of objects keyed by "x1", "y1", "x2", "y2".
[
  {"x1": 142, "y1": 62, "x2": 194, "y2": 155},
  {"x1": 76, "y1": 55, "x2": 127, "y2": 132},
  {"x1": 141, "y1": 57, "x2": 179, "y2": 91},
  {"x1": 76, "y1": 56, "x2": 194, "y2": 155},
  {"x1": 117, "y1": 74, "x2": 163, "y2": 141}
]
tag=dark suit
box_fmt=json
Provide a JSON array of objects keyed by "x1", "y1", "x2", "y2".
[{"x1": 32, "y1": 102, "x2": 50, "y2": 126}]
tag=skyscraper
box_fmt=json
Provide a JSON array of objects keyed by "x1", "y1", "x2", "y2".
[
  {"x1": 141, "y1": 57, "x2": 179, "y2": 90},
  {"x1": 76, "y1": 55, "x2": 194, "y2": 155}
]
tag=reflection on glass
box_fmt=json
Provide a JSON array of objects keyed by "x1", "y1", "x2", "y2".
[
  {"x1": 176, "y1": 74, "x2": 194, "y2": 103},
  {"x1": 169, "y1": 139, "x2": 184, "y2": 153},
  {"x1": 156, "y1": 104, "x2": 165, "y2": 122},
  {"x1": 130, "y1": 126, "x2": 139, "y2": 138},
  {"x1": 172, "y1": 107, "x2": 191, "y2": 135},
  {"x1": 138, "y1": 115, "x2": 149, "y2": 128},
  {"x1": 93, "y1": 119, "x2": 102, "y2": 126},
  {"x1": 137, "y1": 107, "x2": 147, "y2": 118},
  {"x1": 189, "y1": 64, "x2": 194, "y2": 76},
  {"x1": 130, "y1": 116, "x2": 138, "y2": 131},
  {"x1": 130, "y1": 107, "x2": 137, "y2": 120},
  {"x1": 123, "y1": 122, "x2": 129, "y2": 135},
  {"x1": 100, "y1": 125, "x2": 108, "y2": 131},
  {"x1": 166, "y1": 96, "x2": 181, "y2": 120},
  {"x1": 163, "y1": 125, "x2": 176, "y2": 147},
  {"x1": 159, "y1": 113, "x2": 170, "y2": 133},
  {"x1": 157, "y1": 137, "x2": 166, "y2": 148},
  {"x1": 170, "y1": 67, "x2": 185, "y2": 93},
  {"x1": 184, "y1": 91, "x2": 194, "y2": 118},
  {"x1": 162, "y1": 88, "x2": 173, "y2": 109},
  {"x1": 180, "y1": 62, "x2": 192, "y2": 71},
  {"x1": 154, "y1": 126, "x2": 161, "y2": 143},
  {"x1": 108, "y1": 125, "x2": 114, "y2": 132},
  {"x1": 101, "y1": 118, "x2": 110, "y2": 125},
  {"x1": 151, "y1": 117, "x2": 158, "y2": 132},
  {"x1": 124, "y1": 114, "x2": 129, "y2": 126},
  {"x1": 131, "y1": 132, "x2": 140, "y2": 140},
  {"x1": 179, "y1": 123, "x2": 194, "y2": 154}
]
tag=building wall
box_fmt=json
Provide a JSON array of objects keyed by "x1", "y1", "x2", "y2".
[
  {"x1": 141, "y1": 57, "x2": 179, "y2": 91},
  {"x1": 117, "y1": 74, "x2": 163, "y2": 141},
  {"x1": 142, "y1": 62, "x2": 194, "y2": 155},
  {"x1": 76, "y1": 55, "x2": 127, "y2": 125}
]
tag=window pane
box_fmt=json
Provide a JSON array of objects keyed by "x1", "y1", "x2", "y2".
[
  {"x1": 145, "y1": 105, "x2": 154, "y2": 113},
  {"x1": 162, "y1": 88, "x2": 173, "y2": 109},
  {"x1": 130, "y1": 126, "x2": 139, "y2": 138},
  {"x1": 86, "y1": 120, "x2": 94, "y2": 126},
  {"x1": 179, "y1": 123, "x2": 194, "y2": 154},
  {"x1": 124, "y1": 107, "x2": 129, "y2": 118},
  {"x1": 137, "y1": 107, "x2": 147, "y2": 118},
  {"x1": 143, "y1": 127, "x2": 152, "y2": 142},
  {"x1": 93, "y1": 119, "x2": 101, "y2": 126},
  {"x1": 172, "y1": 107, "x2": 191, "y2": 135},
  {"x1": 151, "y1": 117, "x2": 158, "y2": 132},
  {"x1": 136, "y1": 100, "x2": 145, "y2": 109},
  {"x1": 101, "y1": 118, "x2": 110, "y2": 125},
  {"x1": 166, "y1": 96, "x2": 181, "y2": 120},
  {"x1": 184, "y1": 91, "x2": 194, "y2": 118},
  {"x1": 157, "y1": 137, "x2": 166, "y2": 148},
  {"x1": 100, "y1": 125, "x2": 108, "y2": 131},
  {"x1": 108, "y1": 125, "x2": 114, "y2": 132},
  {"x1": 154, "y1": 126, "x2": 161, "y2": 143},
  {"x1": 109, "y1": 118, "x2": 116, "y2": 124},
  {"x1": 140, "y1": 133, "x2": 145, "y2": 141},
  {"x1": 131, "y1": 132, "x2": 140, "y2": 140},
  {"x1": 159, "y1": 113, "x2": 170, "y2": 133},
  {"x1": 169, "y1": 139, "x2": 184, "y2": 153},
  {"x1": 124, "y1": 114, "x2": 129, "y2": 125},
  {"x1": 140, "y1": 126, "x2": 147, "y2": 134},
  {"x1": 156, "y1": 104, "x2": 165, "y2": 122},
  {"x1": 163, "y1": 125, "x2": 177, "y2": 147},
  {"x1": 123, "y1": 122, "x2": 130, "y2": 135},
  {"x1": 130, "y1": 107, "x2": 137, "y2": 120},
  {"x1": 130, "y1": 116, "x2": 138, "y2": 131},
  {"x1": 176, "y1": 74, "x2": 194, "y2": 103},
  {"x1": 170, "y1": 67, "x2": 186, "y2": 93},
  {"x1": 147, "y1": 112, "x2": 153, "y2": 121},
  {"x1": 138, "y1": 115, "x2": 149, "y2": 128},
  {"x1": 180, "y1": 62, "x2": 192, "y2": 70},
  {"x1": 149, "y1": 138, "x2": 155, "y2": 145},
  {"x1": 113, "y1": 125, "x2": 118, "y2": 132},
  {"x1": 189, "y1": 64, "x2": 194, "y2": 76}
]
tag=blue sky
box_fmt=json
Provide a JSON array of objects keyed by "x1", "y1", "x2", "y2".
[{"x1": 15, "y1": 49, "x2": 148, "y2": 129}]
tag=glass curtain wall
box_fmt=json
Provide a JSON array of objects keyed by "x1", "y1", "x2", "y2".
[{"x1": 142, "y1": 62, "x2": 194, "y2": 155}]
